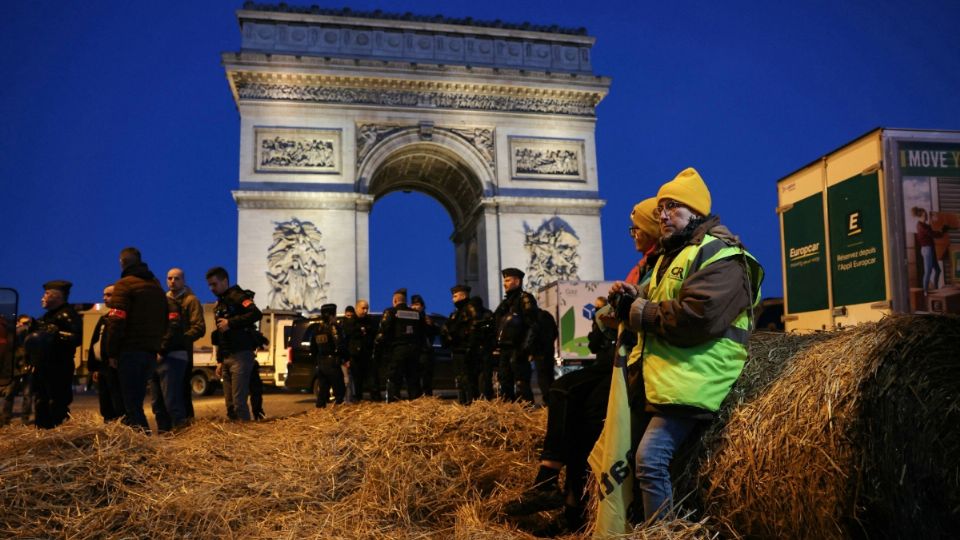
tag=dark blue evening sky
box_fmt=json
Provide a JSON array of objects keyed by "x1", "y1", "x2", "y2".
[{"x1": 2, "y1": 0, "x2": 959, "y2": 316}]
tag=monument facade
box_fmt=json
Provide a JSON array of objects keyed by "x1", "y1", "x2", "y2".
[{"x1": 224, "y1": 3, "x2": 610, "y2": 311}]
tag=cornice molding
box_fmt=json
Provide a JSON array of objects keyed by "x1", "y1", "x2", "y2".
[
  {"x1": 480, "y1": 195, "x2": 605, "y2": 215},
  {"x1": 233, "y1": 190, "x2": 375, "y2": 210}
]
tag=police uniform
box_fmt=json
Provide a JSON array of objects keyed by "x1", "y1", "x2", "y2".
[
  {"x1": 412, "y1": 295, "x2": 438, "y2": 397},
  {"x1": 443, "y1": 285, "x2": 479, "y2": 404},
  {"x1": 375, "y1": 289, "x2": 425, "y2": 402},
  {"x1": 311, "y1": 304, "x2": 344, "y2": 407},
  {"x1": 32, "y1": 281, "x2": 82, "y2": 429},
  {"x1": 494, "y1": 268, "x2": 538, "y2": 402}
]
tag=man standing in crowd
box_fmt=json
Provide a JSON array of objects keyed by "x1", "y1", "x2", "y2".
[
  {"x1": 443, "y1": 284, "x2": 479, "y2": 405},
  {"x1": 311, "y1": 303, "x2": 345, "y2": 408},
  {"x1": 87, "y1": 285, "x2": 124, "y2": 422},
  {"x1": 530, "y1": 298, "x2": 558, "y2": 406},
  {"x1": 375, "y1": 288, "x2": 424, "y2": 402},
  {"x1": 29, "y1": 281, "x2": 83, "y2": 429},
  {"x1": 166, "y1": 268, "x2": 205, "y2": 422},
  {"x1": 106, "y1": 248, "x2": 167, "y2": 431},
  {"x1": 410, "y1": 294, "x2": 438, "y2": 397},
  {"x1": 493, "y1": 268, "x2": 538, "y2": 402},
  {"x1": 343, "y1": 300, "x2": 379, "y2": 401},
  {"x1": 612, "y1": 168, "x2": 763, "y2": 521},
  {"x1": 468, "y1": 296, "x2": 496, "y2": 400},
  {"x1": 150, "y1": 288, "x2": 191, "y2": 432},
  {"x1": 207, "y1": 266, "x2": 262, "y2": 422},
  {"x1": 0, "y1": 315, "x2": 35, "y2": 426}
]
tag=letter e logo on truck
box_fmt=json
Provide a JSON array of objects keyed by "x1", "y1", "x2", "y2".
[{"x1": 847, "y1": 211, "x2": 862, "y2": 237}]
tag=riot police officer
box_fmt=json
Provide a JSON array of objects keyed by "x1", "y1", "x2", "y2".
[
  {"x1": 311, "y1": 303, "x2": 345, "y2": 407},
  {"x1": 375, "y1": 288, "x2": 425, "y2": 402},
  {"x1": 443, "y1": 284, "x2": 479, "y2": 404},
  {"x1": 410, "y1": 294, "x2": 438, "y2": 396},
  {"x1": 493, "y1": 268, "x2": 538, "y2": 402},
  {"x1": 32, "y1": 280, "x2": 82, "y2": 429},
  {"x1": 207, "y1": 266, "x2": 262, "y2": 422}
]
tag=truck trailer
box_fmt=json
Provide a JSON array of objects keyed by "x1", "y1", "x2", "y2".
[{"x1": 777, "y1": 128, "x2": 960, "y2": 332}]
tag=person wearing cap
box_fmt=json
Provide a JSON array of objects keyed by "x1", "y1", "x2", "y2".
[
  {"x1": 493, "y1": 268, "x2": 539, "y2": 402},
  {"x1": 442, "y1": 284, "x2": 479, "y2": 404},
  {"x1": 504, "y1": 197, "x2": 663, "y2": 532},
  {"x1": 86, "y1": 285, "x2": 125, "y2": 422},
  {"x1": 342, "y1": 299, "x2": 380, "y2": 401},
  {"x1": 374, "y1": 288, "x2": 425, "y2": 401},
  {"x1": 410, "y1": 294, "x2": 438, "y2": 397},
  {"x1": 608, "y1": 167, "x2": 764, "y2": 521},
  {"x1": 29, "y1": 280, "x2": 82, "y2": 428},
  {"x1": 311, "y1": 303, "x2": 345, "y2": 408},
  {"x1": 206, "y1": 265, "x2": 262, "y2": 422}
]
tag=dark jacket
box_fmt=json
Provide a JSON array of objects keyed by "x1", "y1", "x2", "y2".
[
  {"x1": 494, "y1": 287, "x2": 537, "y2": 349},
  {"x1": 375, "y1": 303, "x2": 424, "y2": 349},
  {"x1": 443, "y1": 298, "x2": 474, "y2": 353},
  {"x1": 212, "y1": 285, "x2": 262, "y2": 355},
  {"x1": 106, "y1": 262, "x2": 167, "y2": 357},
  {"x1": 168, "y1": 287, "x2": 205, "y2": 344},
  {"x1": 38, "y1": 303, "x2": 83, "y2": 366},
  {"x1": 87, "y1": 314, "x2": 108, "y2": 372},
  {"x1": 342, "y1": 315, "x2": 376, "y2": 359}
]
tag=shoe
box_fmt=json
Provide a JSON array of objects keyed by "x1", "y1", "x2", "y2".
[{"x1": 503, "y1": 484, "x2": 564, "y2": 516}]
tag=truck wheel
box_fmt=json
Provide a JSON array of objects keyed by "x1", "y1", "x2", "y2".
[{"x1": 191, "y1": 373, "x2": 210, "y2": 397}]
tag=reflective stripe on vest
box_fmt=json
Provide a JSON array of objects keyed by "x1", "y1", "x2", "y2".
[{"x1": 637, "y1": 234, "x2": 763, "y2": 412}]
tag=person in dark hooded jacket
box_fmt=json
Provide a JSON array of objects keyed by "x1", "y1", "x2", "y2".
[{"x1": 106, "y1": 247, "x2": 167, "y2": 431}]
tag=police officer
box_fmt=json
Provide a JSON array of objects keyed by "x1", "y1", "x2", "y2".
[
  {"x1": 468, "y1": 296, "x2": 497, "y2": 400},
  {"x1": 375, "y1": 288, "x2": 425, "y2": 402},
  {"x1": 493, "y1": 268, "x2": 538, "y2": 402},
  {"x1": 311, "y1": 303, "x2": 345, "y2": 408},
  {"x1": 529, "y1": 298, "x2": 559, "y2": 406},
  {"x1": 443, "y1": 284, "x2": 479, "y2": 404},
  {"x1": 410, "y1": 294, "x2": 438, "y2": 397},
  {"x1": 342, "y1": 300, "x2": 379, "y2": 401},
  {"x1": 31, "y1": 280, "x2": 82, "y2": 429},
  {"x1": 207, "y1": 266, "x2": 262, "y2": 422}
]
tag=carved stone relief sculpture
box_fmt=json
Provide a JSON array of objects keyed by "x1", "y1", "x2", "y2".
[
  {"x1": 509, "y1": 136, "x2": 586, "y2": 181},
  {"x1": 266, "y1": 218, "x2": 330, "y2": 312},
  {"x1": 356, "y1": 123, "x2": 495, "y2": 168},
  {"x1": 255, "y1": 127, "x2": 342, "y2": 173},
  {"x1": 523, "y1": 217, "x2": 580, "y2": 290}
]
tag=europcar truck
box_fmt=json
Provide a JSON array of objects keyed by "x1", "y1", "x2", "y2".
[
  {"x1": 537, "y1": 280, "x2": 615, "y2": 375},
  {"x1": 777, "y1": 128, "x2": 960, "y2": 332}
]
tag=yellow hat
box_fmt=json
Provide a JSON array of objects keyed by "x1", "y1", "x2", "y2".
[
  {"x1": 656, "y1": 167, "x2": 711, "y2": 216},
  {"x1": 630, "y1": 197, "x2": 660, "y2": 238}
]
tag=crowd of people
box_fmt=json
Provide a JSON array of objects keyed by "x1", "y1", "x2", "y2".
[
  {"x1": 0, "y1": 252, "x2": 267, "y2": 432},
  {"x1": 1, "y1": 166, "x2": 763, "y2": 535}
]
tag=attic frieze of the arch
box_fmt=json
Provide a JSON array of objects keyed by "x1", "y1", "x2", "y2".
[{"x1": 227, "y1": 71, "x2": 604, "y2": 117}]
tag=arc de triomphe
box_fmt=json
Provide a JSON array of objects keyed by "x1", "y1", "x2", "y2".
[{"x1": 223, "y1": 4, "x2": 610, "y2": 311}]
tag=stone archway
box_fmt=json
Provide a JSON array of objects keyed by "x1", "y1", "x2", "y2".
[{"x1": 226, "y1": 5, "x2": 610, "y2": 312}]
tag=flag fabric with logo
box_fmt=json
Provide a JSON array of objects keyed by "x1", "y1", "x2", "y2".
[{"x1": 587, "y1": 324, "x2": 634, "y2": 538}]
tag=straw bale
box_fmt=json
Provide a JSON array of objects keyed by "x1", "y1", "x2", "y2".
[
  {"x1": 0, "y1": 397, "x2": 551, "y2": 539},
  {"x1": 695, "y1": 314, "x2": 960, "y2": 539}
]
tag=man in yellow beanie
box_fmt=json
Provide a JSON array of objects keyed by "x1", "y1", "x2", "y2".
[
  {"x1": 625, "y1": 197, "x2": 661, "y2": 284},
  {"x1": 607, "y1": 167, "x2": 764, "y2": 522}
]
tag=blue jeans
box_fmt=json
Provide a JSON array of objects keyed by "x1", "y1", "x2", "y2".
[
  {"x1": 921, "y1": 245, "x2": 941, "y2": 294},
  {"x1": 635, "y1": 414, "x2": 699, "y2": 521},
  {"x1": 150, "y1": 351, "x2": 188, "y2": 432},
  {"x1": 117, "y1": 351, "x2": 156, "y2": 431},
  {"x1": 222, "y1": 350, "x2": 254, "y2": 421}
]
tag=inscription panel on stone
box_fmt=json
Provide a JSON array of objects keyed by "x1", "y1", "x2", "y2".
[
  {"x1": 255, "y1": 127, "x2": 342, "y2": 174},
  {"x1": 510, "y1": 137, "x2": 586, "y2": 181}
]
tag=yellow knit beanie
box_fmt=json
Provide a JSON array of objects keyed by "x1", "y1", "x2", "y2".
[
  {"x1": 656, "y1": 167, "x2": 711, "y2": 216},
  {"x1": 630, "y1": 197, "x2": 660, "y2": 238}
]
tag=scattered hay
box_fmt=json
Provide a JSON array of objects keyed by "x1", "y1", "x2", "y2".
[
  {"x1": 1, "y1": 398, "x2": 548, "y2": 539},
  {"x1": 698, "y1": 314, "x2": 960, "y2": 538}
]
